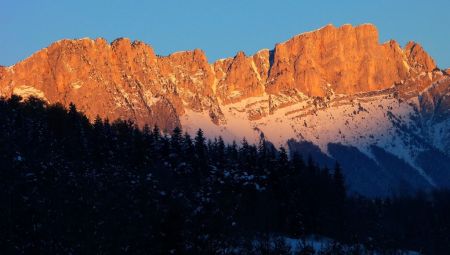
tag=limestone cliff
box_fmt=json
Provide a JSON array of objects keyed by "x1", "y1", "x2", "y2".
[{"x1": 0, "y1": 24, "x2": 445, "y2": 130}]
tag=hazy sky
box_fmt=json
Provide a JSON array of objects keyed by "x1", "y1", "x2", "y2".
[{"x1": 2, "y1": 0, "x2": 449, "y2": 67}]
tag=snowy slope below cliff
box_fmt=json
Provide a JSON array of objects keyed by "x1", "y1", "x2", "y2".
[{"x1": 181, "y1": 83, "x2": 450, "y2": 196}]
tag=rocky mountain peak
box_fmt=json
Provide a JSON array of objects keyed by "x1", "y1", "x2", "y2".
[
  {"x1": 265, "y1": 23, "x2": 429, "y2": 96},
  {"x1": 0, "y1": 24, "x2": 444, "y2": 131},
  {"x1": 404, "y1": 41, "x2": 437, "y2": 72}
]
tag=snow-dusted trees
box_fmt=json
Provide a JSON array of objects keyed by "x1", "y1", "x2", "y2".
[{"x1": 1, "y1": 96, "x2": 449, "y2": 254}]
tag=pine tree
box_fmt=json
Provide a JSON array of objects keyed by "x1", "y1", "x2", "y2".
[
  {"x1": 194, "y1": 129, "x2": 208, "y2": 172},
  {"x1": 170, "y1": 126, "x2": 183, "y2": 155},
  {"x1": 194, "y1": 129, "x2": 206, "y2": 159},
  {"x1": 93, "y1": 115, "x2": 103, "y2": 130},
  {"x1": 331, "y1": 162, "x2": 346, "y2": 239},
  {"x1": 258, "y1": 133, "x2": 267, "y2": 159},
  {"x1": 152, "y1": 125, "x2": 161, "y2": 142},
  {"x1": 216, "y1": 136, "x2": 225, "y2": 167},
  {"x1": 92, "y1": 115, "x2": 106, "y2": 165},
  {"x1": 239, "y1": 138, "x2": 250, "y2": 166},
  {"x1": 227, "y1": 141, "x2": 239, "y2": 163},
  {"x1": 160, "y1": 134, "x2": 170, "y2": 159},
  {"x1": 291, "y1": 152, "x2": 305, "y2": 173},
  {"x1": 333, "y1": 162, "x2": 346, "y2": 201},
  {"x1": 182, "y1": 132, "x2": 194, "y2": 161},
  {"x1": 278, "y1": 146, "x2": 288, "y2": 169}
]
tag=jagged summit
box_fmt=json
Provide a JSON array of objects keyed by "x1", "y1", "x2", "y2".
[
  {"x1": 0, "y1": 23, "x2": 443, "y2": 104},
  {"x1": 278, "y1": 23, "x2": 377, "y2": 43},
  {"x1": 0, "y1": 23, "x2": 445, "y2": 131},
  {"x1": 0, "y1": 23, "x2": 445, "y2": 128}
]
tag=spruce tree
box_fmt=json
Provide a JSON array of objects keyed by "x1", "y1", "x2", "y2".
[
  {"x1": 194, "y1": 129, "x2": 208, "y2": 172},
  {"x1": 278, "y1": 146, "x2": 288, "y2": 169},
  {"x1": 333, "y1": 162, "x2": 346, "y2": 201},
  {"x1": 170, "y1": 126, "x2": 183, "y2": 155},
  {"x1": 194, "y1": 129, "x2": 206, "y2": 159}
]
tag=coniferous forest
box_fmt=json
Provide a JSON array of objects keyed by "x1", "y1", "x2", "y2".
[{"x1": 1, "y1": 96, "x2": 450, "y2": 254}]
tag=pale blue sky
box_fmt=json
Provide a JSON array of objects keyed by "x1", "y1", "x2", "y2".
[{"x1": 1, "y1": 0, "x2": 449, "y2": 67}]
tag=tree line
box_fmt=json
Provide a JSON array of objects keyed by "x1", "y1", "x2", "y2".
[{"x1": 1, "y1": 96, "x2": 449, "y2": 254}]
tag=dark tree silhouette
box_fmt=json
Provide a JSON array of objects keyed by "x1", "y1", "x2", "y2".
[{"x1": 0, "y1": 96, "x2": 449, "y2": 254}]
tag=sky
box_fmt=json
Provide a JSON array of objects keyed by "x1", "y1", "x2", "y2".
[{"x1": 1, "y1": 0, "x2": 449, "y2": 68}]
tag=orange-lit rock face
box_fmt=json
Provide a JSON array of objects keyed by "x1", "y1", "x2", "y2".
[
  {"x1": 265, "y1": 24, "x2": 436, "y2": 96},
  {"x1": 213, "y1": 51, "x2": 268, "y2": 103},
  {"x1": 0, "y1": 24, "x2": 442, "y2": 129},
  {"x1": 0, "y1": 38, "x2": 215, "y2": 131},
  {"x1": 405, "y1": 41, "x2": 437, "y2": 73}
]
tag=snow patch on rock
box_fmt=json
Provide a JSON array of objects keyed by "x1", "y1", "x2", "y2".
[{"x1": 12, "y1": 85, "x2": 47, "y2": 102}]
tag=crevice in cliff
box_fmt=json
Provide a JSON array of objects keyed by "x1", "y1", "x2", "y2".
[{"x1": 267, "y1": 49, "x2": 275, "y2": 80}]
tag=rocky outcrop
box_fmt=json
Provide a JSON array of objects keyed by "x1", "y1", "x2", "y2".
[
  {"x1": 0, "y1": 38, "x2": 215, "y2": 130},
  {"x1": 213, "y1": 51, "x2": 267, "y2": 103},
  {"x1": 265, "y1": 24, "x2": 436, "y2": 96},
  {"x1": 0, "y1": 24, "x2": 444, "y2": 130},
  {"x1": 405, "y1": 41, "x2": 437, "y2": 73},
  {"x1": 419, "y1": 76, "x2": 450, "y2": 122}
]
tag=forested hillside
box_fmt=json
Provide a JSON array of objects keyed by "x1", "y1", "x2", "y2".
[{"x1": 1, "y1": 96, "x2": 450, "y2": 254}]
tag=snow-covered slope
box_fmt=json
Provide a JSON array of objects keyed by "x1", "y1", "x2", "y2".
[{"x1": 182, "y1": 74, "x2": 450, "y2": 196}]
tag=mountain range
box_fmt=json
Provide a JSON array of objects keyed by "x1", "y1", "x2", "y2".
[{"x1": 1, "y1": 23, "x2": 449, "y2": 196}]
